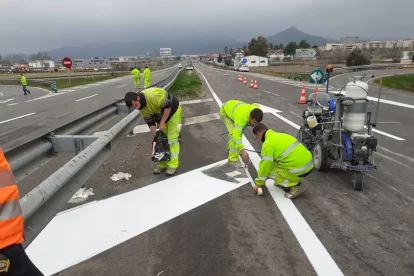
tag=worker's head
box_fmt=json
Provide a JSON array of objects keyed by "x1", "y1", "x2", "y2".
[
  {"x1": 125, "y1": 92, "x2": 141, "y2": 109},
  {"x1": 249, "y1": 108, "x2": 263, "y2": 126},
  {"x1": 145, "y1": 66, "x2": 148, "y2": 69},
  {"x1": 20, "y1": 73, "x2": 23, "y2": 76},
  {"x1": 252, "y1": 123, "x2": 268, "y2": 141}
]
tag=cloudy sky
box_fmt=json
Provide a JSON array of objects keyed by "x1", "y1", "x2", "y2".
[{"x1": 1, "y1": 0, "x2": 412, "y2": 54}]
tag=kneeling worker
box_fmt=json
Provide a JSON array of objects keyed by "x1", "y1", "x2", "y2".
[
  {"x1": 252, "y1": 123, "x2": 313, "y2": 199},
  {"x1": 220, "y1": 100, "x2": 263, "y2": 165},
  {"x1": 125, "y1": 88, "x2": 182, "y2": 175}
]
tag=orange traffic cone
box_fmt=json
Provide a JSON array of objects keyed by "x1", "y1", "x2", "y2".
[
  {"x1": 225, "y1": 71, "x2": 228, "y2": 76},
  {"x1": 250, "y1": 79, "x2": 254, "y2": 88},
  {"x1": 299, "y1": 85, "x2": 307, "y2": 104},
  {"x1": 238, "y1": 75, "x2": 242, "y2": 82},
  {"x1": 243, "y1": 77, "x2": 247, "y2": 85},
  {"x1": 253, "y1": 79, "x2": 258, "y2": 90}
]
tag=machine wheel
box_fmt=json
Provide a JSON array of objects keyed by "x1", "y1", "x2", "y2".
[
  {"x1": 353, "y1": 172, "x2": 364, "y2": 191},
  {"x1": 313, "y1": 142, "x2": 328, "y2": 171}
]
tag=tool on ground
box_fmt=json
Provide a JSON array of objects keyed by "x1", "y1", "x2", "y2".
[{"x1": 0, "y1": 254, "x2": 10, "y2": 273}]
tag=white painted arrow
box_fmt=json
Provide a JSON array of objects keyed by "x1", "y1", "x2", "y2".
[
  {"x1": 26, "y1": 159, "x2": 250, "y2": 276},
  {"x1": 258, "y1": 104, "x2": 283, "y2": 114}
]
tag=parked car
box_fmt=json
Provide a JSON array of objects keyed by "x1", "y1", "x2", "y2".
[
  {"x1": 239, "y1": 65, "x2": 249, "y2": 72},
  {"x1": 178, "y1": 63, "x2": 182, "y2": 68}
]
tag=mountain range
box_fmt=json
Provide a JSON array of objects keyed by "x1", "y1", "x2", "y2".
[{"x1": 46, "y1": 27, "x2": 335, "y2": 59}]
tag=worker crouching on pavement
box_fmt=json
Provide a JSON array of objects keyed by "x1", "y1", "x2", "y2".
[
  {"x1": 252, "y1": 123, "x2": 313, "y2": 199},
  {"x1": 125, "y1": 88, "x2": 182, "y2": 175},
  {"x1": 220, "y1": 100, "x2": 263, "y2": 166},
  {"x1": 0, "y1": 149, "x2": 44, "y2": 275}
]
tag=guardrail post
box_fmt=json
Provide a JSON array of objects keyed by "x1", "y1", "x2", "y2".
[{"x1": 51, "y1": 81, "x2": 57, "y2": 93}]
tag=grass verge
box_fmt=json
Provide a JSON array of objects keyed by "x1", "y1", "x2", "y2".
[
  {"x1": 169, "y1": 70, "x2": 202, "y2": 100},
  {"x1": 29, "y1": 73, "x2": 128, "y2": 90},
  {"x1": 374, "y1": 74, "x2": 414, "y2": 92}
]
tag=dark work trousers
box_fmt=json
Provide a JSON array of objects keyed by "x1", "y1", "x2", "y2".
[
  {"x1": 0, "y1": 244, "x2": 43, "y2": 276},
  {"x1": 22, "y1": 85, "x2": 30, "y2": 95}
]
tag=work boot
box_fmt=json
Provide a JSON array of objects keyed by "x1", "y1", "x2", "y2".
[
  {"x1": 153, "y1": 167, "x2": 164, "y2": 174},
  {"x1": 166, "y1": 168, "x2": 176, "y2": 176},
  {"x1": 284, "y1": 183, "x2": 306, "y2": 199}
]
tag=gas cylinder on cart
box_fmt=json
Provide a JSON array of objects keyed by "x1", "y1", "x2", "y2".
[{"x1": 342, "y1": 77, "x2": 368, "y2": 133}]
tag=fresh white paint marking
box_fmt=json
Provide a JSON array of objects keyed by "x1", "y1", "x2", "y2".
[
  {"x1": 117, "y1": 84, "x2": 127, "y2": 88},
  {"x1": 0, "y1": 113, "x2": 36, "y2": 125},
  {"x1": 26, "y1": 159, "x2": 249, "y2": 276},
  {"x1": 6, "y1": 103, "x2": 19, "y2": 106},
  {"x1": 75, "y1": 94, "x2": 98, "y2": 102},
  {"x1": 263, "y1": 90, "x2": 280, "y2": 96},
  {"x1": 180, "y1": 98, "x2": 213, "y2": 105},
  {"x1": 196, "y1": 67, "x2": 344, "y2": 276},
  {"x1": 0, "y1": 98, "x2": 14, "y2": 104},
  {"x1": 132, "y1": 113, "x2": 220, "y2": 134},
  {"x1": 364, "y1": 126, "x2": 405, "y2": 141},
  {"x1": 59, "y1": 89, "x2": 76, "y2": 92}
]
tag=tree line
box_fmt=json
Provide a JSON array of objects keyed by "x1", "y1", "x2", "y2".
[{"x1": 0, "y1": 51, "x2": 52, "y2": 65}]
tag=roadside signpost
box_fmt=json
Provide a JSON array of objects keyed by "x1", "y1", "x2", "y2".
[
  {"x1": 242, "y1": 58, "x2": 247, "y2": 64},
  {"x1": 310, "y1": 68, "x2": 324, "y2": 84},
  {"x1": 62, "y1": 57, "x2": 72, "y2": 83}
]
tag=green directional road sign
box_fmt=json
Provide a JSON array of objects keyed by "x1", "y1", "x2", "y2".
[{"x1": 310, "y1": 69, "x2": 324, "y2": 84}]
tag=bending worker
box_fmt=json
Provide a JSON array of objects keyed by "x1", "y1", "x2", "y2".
[
  {"x1": 252, "y1": 123, "x2": 313, "y2": 199},
  {"x1": 0, "y1": 148, "x2": 44, "y2": 275},
  {"x1": 125, "y1": 88, "x2": 182, "y2": 175},
  {"x1": 143, "y1": 66, "x2": 151, "y2": 88},
  {"x1": 131, "y1": 67, "x2": 140, "y2": 89},
  {"x1": 220, "y1": 100, "x2": 263, "y2": 166}
]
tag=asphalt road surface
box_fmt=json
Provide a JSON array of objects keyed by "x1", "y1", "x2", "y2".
[
  {"x1": 0, "y1": 66, "x2": 178, "y2": 152},
  {"x1": 23, "y1": 64, "x2": 414, "y2": 276}
]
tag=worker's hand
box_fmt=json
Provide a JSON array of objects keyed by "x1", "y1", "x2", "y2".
[
  {"x1": 159, "y1": 121, "x2": 166, "y2": 131},
  {"x1": 252, "y1": 185, "x2": 263, "y2": 196},
  {"x1": 241, "y1": 149, "x2": 249, "y2": 164}
]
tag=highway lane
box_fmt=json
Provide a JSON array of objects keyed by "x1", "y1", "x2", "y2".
[
  {"x1": 0, "y1": 85, "x2": 49, "y2": 106},
  {"x1": 192, "y1": 63, "x2": 414, "y2": 276},
  {"x1": 0, "y1": 67, "x2": 178, "y2": 152}
]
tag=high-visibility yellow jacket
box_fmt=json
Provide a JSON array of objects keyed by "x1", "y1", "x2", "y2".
[
  {"x1": 0, "y1": 148, "x2": 24, "y2": 249},
  {"x1": 255, "y1": 129, "x2": 313, "y2": 186},
  {"x1": 143, "y1": 68, "x2": 151, "y2": 80},
  {"x1": 138, "y1": 87, "x2": 179, "y2": 127},
  {"x1": 223, "y1": 100, "x2": 260, "y2": 152},
  {"x1": 21, "y1": 76, "x2": 27, "y2": 86},
  {"x1": 131, "y1": 68, "x2": 140, "y2": 78}
]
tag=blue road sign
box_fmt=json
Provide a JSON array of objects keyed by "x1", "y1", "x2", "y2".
[
  {"x1": 310, "y1": 69, "x2": 324, "y2": 84},
  {"x1": 242, "y1": 58, "x2": 247, "y2": 64}
]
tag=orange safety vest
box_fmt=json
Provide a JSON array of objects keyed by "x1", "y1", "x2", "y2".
[{"x1": 0, "y1": 149, "x2": 24, "y2": 249}]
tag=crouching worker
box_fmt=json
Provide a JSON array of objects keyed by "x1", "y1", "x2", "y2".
[
  {"x1": 252, "y1": 123, "x2": 313, "y2": 199},
  {"x1": 220, "y1": 100, "x2": 263, "y2": 166},
  {"x1": 125, "y1": 88, "x2": 182, "y2": 175}
]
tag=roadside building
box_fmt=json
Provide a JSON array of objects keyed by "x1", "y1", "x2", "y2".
[{"x1": 243, "y1": 55, "x2": 269, "y2": 67}]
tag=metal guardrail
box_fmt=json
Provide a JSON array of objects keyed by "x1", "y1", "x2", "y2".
[{"x1": 15, "y1": 66, "x2": 183, "y2": 248}]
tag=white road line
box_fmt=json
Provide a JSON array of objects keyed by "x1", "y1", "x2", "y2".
[
  {"x1": 180, "y1": 98, "x2": 213, "y2": 105},
  {"x1": 364, "y1": 126, "x2": 405, "y2": 141},
  {"x1": 0, "y1": 113, "x2": 36, "y2": 125},
  {"x1": 197, "y1": 67, "x2": 344, "y2": 276},
  {"x1": 59, "y1": 89, "x2": 76, "y2": 92},
  {"x1": 263, "y1": 90, "x2": 280, "y2": 96},
  {"x1": 75, "y1": 94, "x2": 98, "y2": 102},
  {"x1": 117, "y1": 84, "x2": 127, "y2": 88},
  {"x1": 0, "y1": 98, "x2": 15, "y2": 104},
  {"x1": 6, "y1": 103, "x2": 19, "y2": 106},
  {"x1": 132, "y1": 113, "x2": 220, "y2": 134}
]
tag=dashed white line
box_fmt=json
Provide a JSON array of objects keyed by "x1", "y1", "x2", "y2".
[
  {"x1": 0, "y1": 113, "x2": 36, "y2": 125},
  {"x1": 263, "y1": 90, "x2": 280, "y2": 96},
  {"x1": 7, "y1": 103, "x2": 19, "y2": 106},
  {"x1": 75, "y1": 94, "x2": 98, "y2": 102},
  {"x1": 117, "y1": 84, "x2": 127, "y2": 88},
  {"x1": 0, "y1": 98, "x2": 15, "y2": 104}
]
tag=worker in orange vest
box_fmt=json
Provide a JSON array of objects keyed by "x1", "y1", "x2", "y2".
[{"x1": 0, "y1": 149, "x2": 43, "y2": 275}]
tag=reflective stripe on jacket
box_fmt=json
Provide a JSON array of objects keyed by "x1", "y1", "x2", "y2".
[
  {"x1": 0, "y1": 149, "x2": 24, "y2": 249},
  {"x1": 256, "y1": 130, "x2": 313, "y2": 186},
  {"x1": 223, "y1": 100, "x2": 260, "y2": 152}
]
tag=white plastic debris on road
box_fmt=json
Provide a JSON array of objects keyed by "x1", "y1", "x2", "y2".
[
  {"x1": 68, "y1": 188, "x2": 95, "y2": 204},
  {"x1": 110, "y1": 172, "x2": 132, "y2": 181}
]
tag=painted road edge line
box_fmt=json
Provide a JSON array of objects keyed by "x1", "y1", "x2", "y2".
[
  {"x1": 76, "y1": 94, "x2": 98, "y2": 102},
  {"x1": 0, "y1": 113, "x2": 36, "y2": 125},
  {"x1": 196, "y1": 66, "x2": 344, "y2": 276},
  {"x1": 117, "y1": 84, "x2": 127, "y2": 88}
]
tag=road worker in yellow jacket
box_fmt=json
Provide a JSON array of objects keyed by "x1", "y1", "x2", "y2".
[
  {"x1": 220, "y1": 100, "x2": 263, "y2": 165},
  {"x1": 125, "y1": 88, "x2": 182, "y2": 175},
  {"x1": 131, "y1": 68, "x2": 140, "y2": 89},
  {"x1": 252, "y1": 123, "x2": 313, "y2": 199},
  {"x1": 0, "y1": 149, "x2": 43, "y2": 275},
  {"x1": 143, "y1": 66, "x2": 151, "y2": 88}
]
